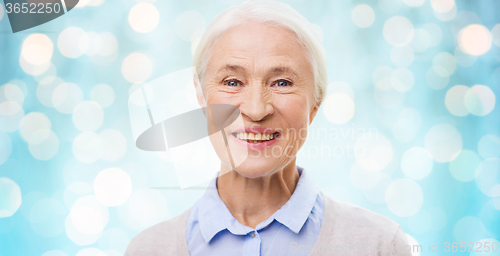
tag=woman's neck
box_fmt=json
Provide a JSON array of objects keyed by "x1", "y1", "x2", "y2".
[{"x1": 216, "y1": 161, "x2": 300, "y2": 229}]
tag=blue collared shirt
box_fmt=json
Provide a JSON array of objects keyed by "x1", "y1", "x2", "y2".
[{"x1": 185, "y1": 166, "x2": 324, "y2": 256}]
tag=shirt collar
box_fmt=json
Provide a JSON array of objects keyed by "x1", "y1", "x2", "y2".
[{"x1": 196, "y1": 166, "x2": 320, "y2": 243}]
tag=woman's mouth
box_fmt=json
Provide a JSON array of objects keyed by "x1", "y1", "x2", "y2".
[{"x1": 231, "y1": 132, "x2": 281, "y2": 143}]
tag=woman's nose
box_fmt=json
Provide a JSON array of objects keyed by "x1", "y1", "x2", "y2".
[{"x1": 239, "y1": 84, "x2": 273, "y2": 122}]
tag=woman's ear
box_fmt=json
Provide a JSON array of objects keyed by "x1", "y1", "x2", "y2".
[{"x1": 309, "y1": 99, "x2": 322, "y2": 125}]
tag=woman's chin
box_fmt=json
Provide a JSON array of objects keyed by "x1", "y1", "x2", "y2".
[{"x1": 228, "y1": 158, "x2": 283, "y2": 178}]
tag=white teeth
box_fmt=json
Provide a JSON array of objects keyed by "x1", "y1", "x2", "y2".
[{"x1": 235, "y1": 132, "x2": 277, "y2": 141}]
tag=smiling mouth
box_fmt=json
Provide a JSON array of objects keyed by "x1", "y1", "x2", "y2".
[{"x1": 231, "y1": 132, "x2": 280, "y2": 143}]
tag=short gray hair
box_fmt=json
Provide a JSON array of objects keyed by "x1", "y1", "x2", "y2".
[{"x1": 192, "y1": 0, "x2": 328, "y2": 104}]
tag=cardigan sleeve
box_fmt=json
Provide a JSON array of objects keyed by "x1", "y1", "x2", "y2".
[{"x1": 389, "y1": 226, "x2": 413, "y2": 256}]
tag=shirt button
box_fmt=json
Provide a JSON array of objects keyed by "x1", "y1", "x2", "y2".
[{"x1": 250, "y1": 231, "x2": 256, "y2": 238}]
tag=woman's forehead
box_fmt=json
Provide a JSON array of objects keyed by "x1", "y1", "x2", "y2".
[{"x1": 206, "y1": 22, "x2": 311, "y2": 76}]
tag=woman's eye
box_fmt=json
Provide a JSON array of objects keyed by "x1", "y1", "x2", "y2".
[
  {"x1": 225, "y1": 80, "x2": 240, "y2": 87},
  {"x1": 275, "y1": 80, "x2": 291, "y2": 87}
]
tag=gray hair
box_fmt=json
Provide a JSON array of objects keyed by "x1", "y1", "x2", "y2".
[{"x1": 192, "y1": 0, "x2": 328, "y2": 104}]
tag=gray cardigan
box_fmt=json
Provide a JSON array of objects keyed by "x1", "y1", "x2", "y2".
[{"x1": 125, "y1": 192, "x2": 412, "y2": 256}]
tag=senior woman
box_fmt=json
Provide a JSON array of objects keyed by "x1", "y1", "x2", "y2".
[{"x1": 125, "y1": 0, "x2": 411, "y2": 255}]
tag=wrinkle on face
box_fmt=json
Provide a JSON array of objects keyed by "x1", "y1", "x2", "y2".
[{"x1": 202, "y1": 20, "x2": 318, "y2": 178}]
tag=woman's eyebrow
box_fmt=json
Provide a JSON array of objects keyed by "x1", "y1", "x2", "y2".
[
  {"x1": 268, "y1": 66, "x2": 299, "y2": 77},
  {"x1": 216, "y1": 64, "x2": 246, "y2": 75}
]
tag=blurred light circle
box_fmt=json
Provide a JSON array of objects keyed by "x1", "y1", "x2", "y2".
[
  {"x1": 127, "y1": 189, "x2": 170, "y2": 229},
  {"x1": 454, "y1": 47, "x2": 477, "y2": 67},
  {"x1": 407, "y1": 209, "x2": 432, "y2": 235},
  {"x1": 391, "y1": 68, "x2": 414, "y2": 92},
  {"x1": 445, "y1": 85, "x2": 470, "y2": 116},
  {"x1": 128, "y1": 3, "x2": 160, "y2": 33},
  {"x1": 63, "y1": 181, "x2": 93, "y2": 210},
  {"x1": 478, "y1": 134, "x2": 500, "y2": 159},
  {"x1": 449, "y1": 150, "x2": 482, "y2": 182},
  {"x1": 401, "y1": 147, "x2": 433, "y2": 180},
  {"x1": 392, "y1": 108, "x2": 421, "y2": 143},
  {"x1": 175, "y1": 11, "x2": 206, "y2": 41},
  {"x1": 405, "y1": 234, "x2": 421, "y2": 256},
  {"x1": 21, "y1": 34, "x2": 53, "y2": 66},
  {"x1": 374, "y1": 87, "x2": 405, "y2": 109},
  {"x1": 122, "y1": 53, "x2": 152, "y2": 83},
  {"x1": 42, "y1": 250, "x2": 68, "y2": 256},
  {"x1": 430, "y1": 0, "x2": 455, "y2": 12},
  {"x1": 72, "y1": 101, "x2": 104, "y2": 132},
  {"x1": 28, "y1": 131, "x2": 59, "y2": 160},
  {"x1": 350, "y1": 164, "x2": 381, "y2": 190},
  {"x1": 58, "y1": 27, "x2": 89, "y2": 58},
  {"x1": 69, "y1": 196, "x2": 109, "y2": 235},
  {"x1": 33, "y1": 63, "x2": 57, "y2": 83},
  {"x1": 390, "y1": 46, "x2": 414, "y2": 67},
  {"x1": 97, "y1": 228, "x2": 130, "y2": 253},
  {"x1": 0, "y1": 177, "x2": 21, "y2": 218},
  {"x1": 426, "y1": 68, "x2": 449, "y2": 90},
  {"x1": 410, "y1": 28, "x2": 431, "y2": 52},
  {"x1": 52, "y1": 82, "x2": 84, "y2": 114},
  {"x1": 0, "y1": 101, "x2": 24, "y2": 132},
  {"x1": 322, "y1": 93, "x2": 355, "y2": 124},
  {"x1": 99, "y1": 129, "x2": 127, "y2": 161},
  {"x1": 94, "y1": 168, "x2": 132, "y2": 207},
  {"x1": 73, "y1": 132, "x2": 104, "y2": 164},
  {"x1": 88, "y1": 0, "x2": 105, "y2": 6},
  {"x1": 364, "y1": 173, "x2": 392, "y2": 204},
  {"x1": 403, "y1": 0, "x2": 424, "y2": 7},
  {"x1": 492, "y1": 24, "x2": 500, "y2": 47},
  {"x1": 1, "y1": 83, "x2": 25, "y2": 105},
  {"x1": 75, "y1": 248, "x2": 106, "y2": 256},
  {"x1": 383, "y1": 16, "x2": 414, "y2": 47},
  {"x1": 354, "y1": 133, "x2": 393, "y2": 172},
  {"x1": 464, "y1": 85, "x2": 496, "y2": 116},
  {"x1": 98, "y1": 32, "x2": 118, "y2": 56},
  {"x1": 29, "y1": 198, "x2": 67, "y2": 237},
  {"x1": 19, "y1": 55, "x2": 51, "y2": 76},
  {"x1": 432, "y1": 52, "x2": 456, "y2": 77},
  {"x1": 453, "y1": 216, "x2": 486, "y2": 244},
  {"x1": 90, "y1": 84, "x2": 115, "y2": 108},
  {"x1": 373, "y1": 66, "x2": 394, "y2": 90},
  {"x1": 475, "y1": 158, "x2": 500, "y2": 197},
  {"x1": 326, "y1": 81, "x2": 355, "y2": 99},
  {"x1": 424, "y1": 124, "x2": 462, "y2": 163},
  {"x1": 20, "y1": 112, "x2": 51, "y2": 145},
  {"x1": 471, "y1": 238, "x2": 500, "y2": 256},
  {"x1": 422, "y1": 23, "x2": 443, "y2": 47},
  {"x1": 459, "y1": 24, "x2": 493, "y2": 56},
  {"x1": 37, "y1": 76, "x2": 65, "y2": 107},
  {"x1": 74, "y1": 0, "x2": 89, "y2": 8},
  {"x1": 386, "y1": 178, "x2": 423, "y2": 217},
  {"x1": 85, "y1": 31, "x2": 102, "y2": 56},
  {"x1": 351, "y1": 4, "x2": 375, "y2": 28},
  {"x1": 0, "y1": 132, "x2": 12, "y2": 165},
  {"x1": 65, "y1": 214, "x2": 102, "y2": 245},
  {"x1": 450, "y1": 11, "x2": 481, "y2": 35},
  {"x1": 433, "y1": 4, "x2": 456, "y2": 21}
]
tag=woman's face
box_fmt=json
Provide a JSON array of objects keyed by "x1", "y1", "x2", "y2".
[{"x1": 200, "y1": 21, "x2": 320, "y2": 178}]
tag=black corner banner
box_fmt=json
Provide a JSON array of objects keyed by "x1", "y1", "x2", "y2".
[{"x1": 3, "y1": 0, "x2": 79, "y2": 33}]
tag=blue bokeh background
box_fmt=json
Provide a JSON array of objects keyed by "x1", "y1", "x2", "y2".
[{"x1": 0, "y1": 0, "x2": 499, "y2": 255}]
